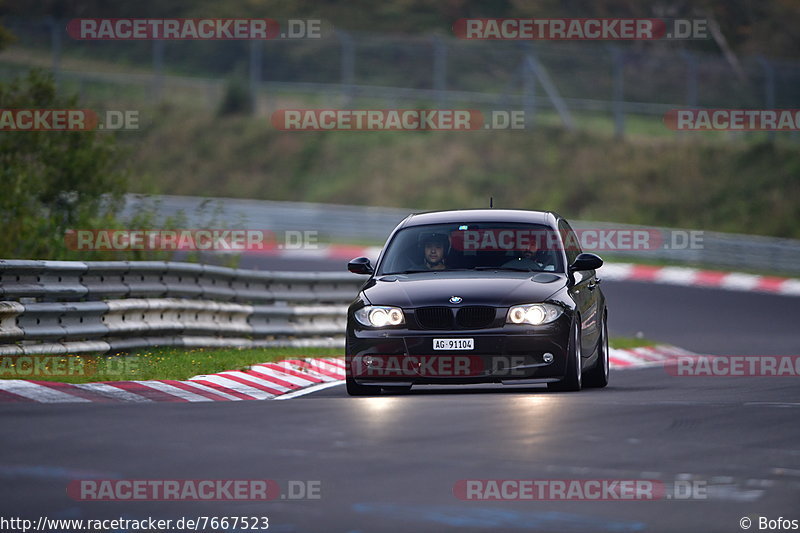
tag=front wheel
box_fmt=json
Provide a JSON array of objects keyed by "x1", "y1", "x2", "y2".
[
  {"x1": 583, "y1": 312, "x2": 609, "y2": 388},
  {"x1": 548, "y1": 319, "x2": 582, "y2": 392}
]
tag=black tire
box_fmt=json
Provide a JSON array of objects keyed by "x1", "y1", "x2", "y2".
[
  {"x1": 346, "y1": 376, "x2": 381, "y2": 396},
  {"x1": 583, "y1": 311, "x2": 609, "y2": 388},
  {"x1": 548, "y1": 318, "x2": 582, "y2": 392}
]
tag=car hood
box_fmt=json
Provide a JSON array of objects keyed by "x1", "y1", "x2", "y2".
[{"x1": 362, "y1": 271, "x2": 566, "y2": 307}]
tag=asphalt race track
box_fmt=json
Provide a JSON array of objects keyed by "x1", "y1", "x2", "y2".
[{"x1": 1, "y1": 256, "x2": 798, "y2": 533}]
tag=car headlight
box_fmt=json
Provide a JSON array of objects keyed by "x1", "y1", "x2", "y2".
[
  {"x1": 354, "y1": 306, "x2": 405, "y2": 327},
  {"x1": 506, "y1": 303, "x2": 563, "y2": 325}
]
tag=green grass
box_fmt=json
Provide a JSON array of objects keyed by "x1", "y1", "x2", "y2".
[
  {"x1": 0, "y1": 347, "x2": 342, "y2": 384},
  {"x1": 609, "y1": 337, "x2": 657, "y2": 350}
]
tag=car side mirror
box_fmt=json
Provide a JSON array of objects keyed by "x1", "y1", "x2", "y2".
[
  {"x1": 348, "y1": 256, "x2": 374, "y2": 275},
  {"x1": 569, "y1": 253, "x2": 603, "y2": 272}
]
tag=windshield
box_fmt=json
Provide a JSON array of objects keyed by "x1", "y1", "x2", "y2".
[{"x1": 377, "y1": 222, "x2": 565, "y2": 275}]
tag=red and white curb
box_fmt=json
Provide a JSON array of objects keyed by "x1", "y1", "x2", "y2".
[
  {"x1": 0, "y1": 346, "x2": 691, "y2": 403},
  {"x1": 253, "y1": 244, "x2": 800, "y2": 297},
  {"x1": 0, "y1": 358, "x2": 344, "y2": 404},
  {"x1": 600, "y1": 263, "x2": 800, "y2": 296},
  {"x1": 607, "y1": 344, "x2": 695, "y2": 368}
]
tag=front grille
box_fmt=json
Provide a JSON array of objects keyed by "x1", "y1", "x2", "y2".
[
  {"x1": 414, "y1": 306, "x2": 497, "y2": 329},
  {"x1": 415, "y1": 307, "x2": 454, "y2": 329},
  {"x1": 456, "y1": 306, "x2": 496, "y2": 328}
]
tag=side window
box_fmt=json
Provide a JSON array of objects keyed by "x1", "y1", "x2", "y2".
[{"x1": 558, "y1": 220, "x2": 581, "y2": 267}]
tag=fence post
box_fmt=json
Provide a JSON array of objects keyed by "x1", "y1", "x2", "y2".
[
  {"x1": 152, "y1": 39, "x2": 165, "y2": 102},
  {"x1": 48, "y1": 18, "x2": 62, "y2": 91},
  {"x1": 757, "y1": 56, "x2": 776, "y2": 141},
  {"x1": 680, "y1": 50, "x2": 698, "y2": 107},
  {"x1": 609, "y1": 45, "x2": 625, "y2": 138},
  {"x1": 432, "y1": 34, "x2": 447, "y2": 109},
  {"x1": 249, "y1": 39, "x2": 263, "y2": 114},
  {"x1": 337, "y1": 30, "x2": 355, "y2": 106},
  {"x1": 524, "y1": 45, "x2": 574, "y2": 131},
  {"x1": 522, "y1": 47, "x2": 536, "y2": 129}
]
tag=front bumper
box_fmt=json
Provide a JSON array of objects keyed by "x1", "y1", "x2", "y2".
[{"x1": 346, "y1": 315, "x2": 572, "y2": 385}]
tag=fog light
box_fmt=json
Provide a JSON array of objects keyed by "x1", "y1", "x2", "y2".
[{"x1": 543, "y1": 353, "x2": 554, "y2": 363}]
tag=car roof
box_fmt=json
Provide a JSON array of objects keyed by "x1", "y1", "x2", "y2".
[{"x1": 400, "y1": 209, "x2": 560, "y2": 228}]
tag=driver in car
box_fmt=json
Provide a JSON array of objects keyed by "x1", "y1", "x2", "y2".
[{"x1": 502, "y1": 238, "x2": 555, "y2": 271}]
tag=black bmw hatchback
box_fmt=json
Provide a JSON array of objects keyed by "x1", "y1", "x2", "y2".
[{"x1": 345, "y1": 209, "x2": 608, "y2": 396}]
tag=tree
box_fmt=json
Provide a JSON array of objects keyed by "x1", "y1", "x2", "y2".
[{"x1": 0, "y1": 69, "x2": 128, "y2": 258}]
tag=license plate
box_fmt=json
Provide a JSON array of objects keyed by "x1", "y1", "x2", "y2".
[{"x1": 433, "y1": 338, "x2": 474, "y2": 350}]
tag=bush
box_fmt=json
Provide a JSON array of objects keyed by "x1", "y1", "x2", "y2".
[
  {"x1": 217, "y1": 78, "x2": 253, "y2": 116},
  {"x1": 0, "y1": 70, "x2": 242, "y2": 265},
  {"x1": 0, "y1": 70, "x2": 128, "y2": 259}
]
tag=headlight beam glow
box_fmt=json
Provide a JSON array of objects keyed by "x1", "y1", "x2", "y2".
[
  {"x1": 506, "y1": 303, "x2": 563, "y2": 326},
  {"x1": 355, "y1": 306, "x2": 406, "y2": 328}
]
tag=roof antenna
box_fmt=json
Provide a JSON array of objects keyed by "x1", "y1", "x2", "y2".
[{"x1": 490, "y1": 196, "x2": 493, "y2": 208}]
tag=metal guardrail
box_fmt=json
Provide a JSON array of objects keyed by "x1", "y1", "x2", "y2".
[
  {"x1": 125, "y1": 195, "x2": 800, "y2": 275},
  {"x1": 0, "y1": 260, "x2": 363, "y2": 355},
  {"x1": 568, "y1": 221, "x2": 800, "y2": 274}
]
